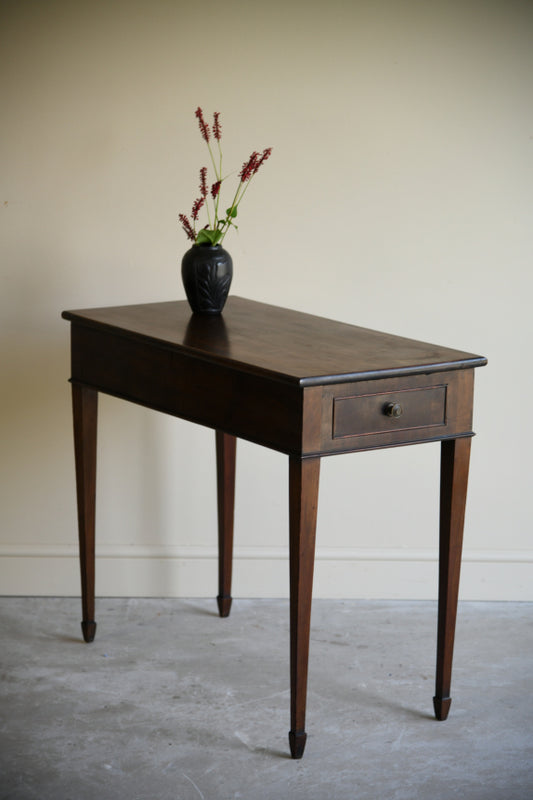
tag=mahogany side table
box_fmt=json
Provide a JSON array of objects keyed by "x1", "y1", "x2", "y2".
[{"x1": 62, "y1": 296, "x2": 486, "y2": 759}]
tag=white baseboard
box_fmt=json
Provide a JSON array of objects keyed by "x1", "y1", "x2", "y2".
[{"x1": 1, "y1": 545, "x2": 532, "y2": 601}]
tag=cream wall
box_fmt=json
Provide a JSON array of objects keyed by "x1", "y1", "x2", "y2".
[{"x1": 1, "y1": 0, "x2": 532, "y2": 601}]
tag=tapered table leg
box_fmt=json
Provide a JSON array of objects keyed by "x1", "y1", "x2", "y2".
[
  {"x1": 434, "y1": 437, "x2": 471, "y2": 720},
  {"x1": 216, "y1": 431, "x2": 236, "y2": 618},
  {"x1": 72, "y1": 384, "x2": 98, "y2": 643},
  {"x1": 288, "y1": 456, "x2": 320, "y2": 759}
]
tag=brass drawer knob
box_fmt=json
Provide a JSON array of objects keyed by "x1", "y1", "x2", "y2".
[{"x1": 384, "y1": 402, "x2": 403, "y2": 418}]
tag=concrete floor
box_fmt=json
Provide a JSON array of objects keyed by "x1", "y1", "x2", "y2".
[{"x1": 0, "y1": 598, "x2": 531, "y2": 800}]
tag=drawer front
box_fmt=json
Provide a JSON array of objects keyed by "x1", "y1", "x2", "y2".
[
  {"x1": 307, "y1": 370, "x2": 475, "y2": 455},
  {"x1": 333, "y1": 385, "x2": 446, "y2": 439}
]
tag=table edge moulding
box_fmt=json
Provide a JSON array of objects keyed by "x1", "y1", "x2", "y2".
[{"x1": 62, "y1": 296, "x2": 487, "y2": 759}]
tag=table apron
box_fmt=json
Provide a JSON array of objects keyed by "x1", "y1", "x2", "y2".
[{"x1": 70, "y1": 324, "x2": 306, "y2": 455}]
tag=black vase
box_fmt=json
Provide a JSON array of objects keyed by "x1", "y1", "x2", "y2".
[{"x1": 181, "y1": 244, "x2": 233, "y2": 314}]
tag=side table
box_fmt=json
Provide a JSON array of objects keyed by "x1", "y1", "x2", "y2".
[{"x1": 62, "y1": 296, "x2": 486, "y2": 758}]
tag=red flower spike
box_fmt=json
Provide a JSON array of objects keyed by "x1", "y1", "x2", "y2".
[
  {"x1": 199, "y1": 167, "x2": 208, "y2": 198},
  {"x1": 179, "y1": 213, "x2": 195, "y2": 242},
  {"x1": 195, "y1": 107, "x2": 210, "y2": 143},
  {"x1": 191, "y1": 196, "x2": 205, "y2": 221},
  {"x1": 211, "y1": 180, "x2": 221, "y2": 199},
  {"x1": 254, "y1": 147, "x2": 272, "y2": 174},
  {"x1": 240, "y1": 151, "x2": 260, "y2": 182},
  {"x1": 213, "y1": 112, "x2": 221, "y2": 141}
]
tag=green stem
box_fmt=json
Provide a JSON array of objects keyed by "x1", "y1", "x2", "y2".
[
  {"x1": 220, "y1": 172, "x2": 258, "y2": 242},
  {"x1": 218, "y1": 181, "x2": 244, "y2": 243},
  {"x1": 213, "y1": 148, "x2": 224, "y2": 226},
  {"x1": 205, "y1": 198, "x2": 213, "y2": 230},
  {"x1": 206, "y1": 140, "x2": 220, "y2": 181}
]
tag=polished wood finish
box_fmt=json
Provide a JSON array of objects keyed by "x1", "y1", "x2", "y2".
[
  {"x1": 289, "y1": 456, "x2": 320, "y2": 759},
  {"x1": 67, "y1": 320, "x2": 305, "y2": 455},
  {"x1": 216, "y1": 431, "x2": 236, "y2": 618},
  {"x1": 320, "y1": 370, "x2": 475, "y2": 454},
  {"x1": 63, "y1": 296, "x2": 486, "y2": 758},
  {"x1": 63, "y1": 298, "x2": 485, "y2": 385},
  {"x1": 72, "y1": 384, "x2": 98, "y2": 643},
  {"x1": 434, "y1": 436, "x2": 472, "y2": 720},
  {"x1": 333, "y1": 384, "x2": 446, "y2": 438}
]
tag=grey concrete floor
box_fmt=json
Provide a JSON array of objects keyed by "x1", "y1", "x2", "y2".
[{"x1": 0, "y1": 598, "x2": 531, "y2": 800}]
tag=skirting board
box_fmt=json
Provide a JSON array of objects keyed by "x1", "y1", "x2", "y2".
[{"x1": 0, "y1": 545, "x2": 532, "y2": 601}]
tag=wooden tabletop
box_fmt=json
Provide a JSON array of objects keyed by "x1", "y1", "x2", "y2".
[{"x1": 62, "y1": 296, "x2": 487, "y2": 386}]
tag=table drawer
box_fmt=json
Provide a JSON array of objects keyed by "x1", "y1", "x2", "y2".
[
  {"x1": 306, "y1": 370, "x2": 475, "y2": 456},
  {"x1": 333, "y1": 385, "x2": 446, "y2": 439}
]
